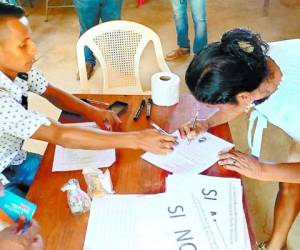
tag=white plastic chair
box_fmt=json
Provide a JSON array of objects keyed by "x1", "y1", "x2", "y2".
[{"x1": 76, "y1": 20, "x2": 171, "y2": 94}]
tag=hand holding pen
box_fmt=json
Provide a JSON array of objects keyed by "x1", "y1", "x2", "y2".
[
  {"x1": 136, "y1": 129, "x2": 178, "y2": 154},
  {"x1": 178, "y1": 112, "x2": 209, "y2": 141},
  {"x1": 150, "y1": 121, "x2": 179, "y2": 141},
  {"x1": 149, "y1": 121, "x2": 170, "y2": 135},
  {"x1": 188, "y1": 112, "x2": 198, "y2": 144},
  {"x1": 148, "y1": 121, "x2": 178, "y2": 151}
]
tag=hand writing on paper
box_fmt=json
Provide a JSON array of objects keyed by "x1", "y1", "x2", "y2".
[
  {"x1": 135, "y1": 129, "x2": 178, "y2": 155},
  {"x1": 179, "y1": 119, "x2": 208, "y2": 141},
  {"x1": 0, "y1": 217, "x2": 43, "y2": 250},
  {"x1": 218, "y1": 150, "x2": 264, "y2": 180}
]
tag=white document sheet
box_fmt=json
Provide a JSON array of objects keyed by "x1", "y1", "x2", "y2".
[
  {"x1": 52, "y1": 122, "x2": 115, "y2": 172},
  {"x1": 84, "y1": 193, "x2": 226, "y2": 250},
  {"x1": 141, "y1": 131, "x2": 234, "y2": 174},
  {"x1": 166, "y1": 175, "x2": 251, "y2": 250}
]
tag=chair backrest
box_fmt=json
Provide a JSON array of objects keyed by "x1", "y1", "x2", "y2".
[{"x1": 76, "y1": 20, "x2": 170, "y2": 94}]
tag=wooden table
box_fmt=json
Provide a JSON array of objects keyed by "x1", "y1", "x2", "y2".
[{"x1": 27, "y1": 95, "x2": 256, "y2": 250}]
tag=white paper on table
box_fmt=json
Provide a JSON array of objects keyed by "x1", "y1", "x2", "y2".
[
  {"x1": 52, "y1": 122, "x2": 115, "y2": 172},
  {"x1": 84, "y1": 193, "x2": 226, "y2": 250},
  {"x1": 166, "y1": 175, "x2": 251, "y2": 250},
  {"x1": 141, "y1": 131, "x2": 234, "y2": 174}
]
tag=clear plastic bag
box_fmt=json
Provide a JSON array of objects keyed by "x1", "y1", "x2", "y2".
[
  {"x1": 82, "y1": 168, "x2": 114, "y2": 199},
  {"x1": 61, "y1": 179, "x2": 91, "y2": 215}
]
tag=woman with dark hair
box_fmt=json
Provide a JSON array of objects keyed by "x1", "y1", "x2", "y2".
[{"x1": 180, "y1": 28, "x2": 300, "y2": 250}]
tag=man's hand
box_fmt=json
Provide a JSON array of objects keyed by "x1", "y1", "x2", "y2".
[
  {"x1": 0, "y1": 218, "x2": 43, "y2": 250},
  {"x1": 218, "y1": 150, "x2": 264, "y2": 180},
  {"x1": 42, "y1": 85, "x2": 122, "y2": 131},
  {"x1": 135, "y1": 129, "x2": 178, "y2": 154},
  {"x1": 179, "y1": 119, "x2": 208, "y2": 140},
  {"x1": 90, "y1": 109, "x2": 121, "y2": 131}
]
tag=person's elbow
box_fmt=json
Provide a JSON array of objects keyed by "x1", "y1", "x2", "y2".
[{"x1": 31, "y1": 123, "x2": 69, "y2": 147}]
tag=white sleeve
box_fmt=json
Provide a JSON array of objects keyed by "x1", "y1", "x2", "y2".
[
  {"x1": 0, "y1": 95, "x2": 50, "y2": 139},
  {"x1": 27, "y1": 68, "x2": 49, "y2": 95}
]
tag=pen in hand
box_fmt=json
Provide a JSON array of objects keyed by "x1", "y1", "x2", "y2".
[
  {"x1": 188, "y1": 111, "x2": 199, "y2": 144},
  {"x1": 150, "y1": 121, "x2": 179, "y2": 147},
  {"x1": 149, "y1": 121, "x2": 169, "y2": 135}
]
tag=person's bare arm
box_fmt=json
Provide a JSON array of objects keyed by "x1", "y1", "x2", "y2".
[
  {"x1": 179, "y1": 107, "x2": 244, "y2": 139},
  {"x1": 218, "y1": 150, "x2": 300, "y2": 183},
  {"x1": 207, "y1": 108, "x2": 244, "y2": 128},
  {"x1": 31, "y1": 122, "x2": 177, "y2": 154},
  {"x1": 42, "y1": 84, "x2": 121, "y2": 129},
  {"x1": 260, "y1": 163, "x2": 300, "y2": 183}
]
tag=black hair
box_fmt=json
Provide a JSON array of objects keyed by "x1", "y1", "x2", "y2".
[
  {"x1": 185, "y1": 28, "x2": 269, "y2": 104},
  {"x1": 0, "y1": 2, "x2": 25, "y2": 18}
]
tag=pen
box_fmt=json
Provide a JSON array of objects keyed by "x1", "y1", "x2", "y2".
[
  {"x1": 149, "y1": 121, "x2": 169, "y2": 135},
  {"x1": 146, "y1": 98, "x2": 153, "y2": 119},
  {"x1": 188, "y1": 111, "x2": 199, "y2": 144},
  {"x1": 133, "y1": 98, "x2": 146, "y2": 121}
]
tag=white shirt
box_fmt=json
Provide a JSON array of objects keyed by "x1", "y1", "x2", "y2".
[
  {"x1": 0, "y1": 69, "x2": 51, "y2": 184},
  {"x1": 248, "y1": 39, "x2": 300, "y2": 156}
]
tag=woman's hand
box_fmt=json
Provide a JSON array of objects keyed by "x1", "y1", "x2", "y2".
[
  {"x1": 135, "y1": 129, "x2": 178, "y2": 154},
  {"x1": 218, "y1": 150, "x2": 264, "y2": 180},
  {"x1": 179, "y1": 119, "x2": 208, "y2": 140}
]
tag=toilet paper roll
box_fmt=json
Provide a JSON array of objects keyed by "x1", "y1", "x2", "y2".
[{"x1": 151, "y1": 72, "x2": 180, "y2": 106}]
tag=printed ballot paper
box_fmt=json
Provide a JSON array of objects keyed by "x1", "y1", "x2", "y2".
[
  {"x1": 166, "y1": 175, "x2": 251, "y2": 250},
  {"x1": 52, "y1": 123, "x2": 115, "y2": 172},
  {"x1": 141, "y1": 131, "x2": 234, "y2": 174},
  {"x1": 83, "y1": 177, "x2": 251, "y2": 250},
  {"x1": 84, "y1": 193, "x2": 226, "y2": 250}
]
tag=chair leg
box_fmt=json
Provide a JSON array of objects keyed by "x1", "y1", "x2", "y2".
[
  {"x1": 45, "y1": 0, "x2": 49, "y2": 22},
  {"x1": 28, "y1": 0, "x2": 33, "y2": 8},
  {"x1": 263, "y1": 0, "x2": 270, "y2": 16}
]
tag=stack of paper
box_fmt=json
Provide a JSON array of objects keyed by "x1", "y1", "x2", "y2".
[
  {"x1": 84, "y1": 193, "x2": 227, "y2": 250},
  {"x1": 52, "y1": 122, "x2": 115, "y2": 172},
  {"x1": 166, "y1": 175, "x2": 251, "y2": 250},
  {"x1": 141, "y1": 131, "x2": 234, "y2": 174},
  {"x1": 83, "y1": 175, "x2": 251, "y2": 250}
]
